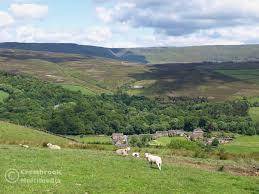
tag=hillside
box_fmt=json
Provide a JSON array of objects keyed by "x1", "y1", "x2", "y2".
[
  {"x1": 1, "y1": 48, "x2": 259, "y2": 100},
  {"x1": 1, "y1": 42, "x2": 259, "y2": 64},
  {"x1": 120, "y1": 45, "x2": 259, "y2": 64},
  {"x1": 0, "y1": 71, "x2": 256, "y2": 136},
  {"x1": 1, "y1": 145, "x2": 258, "y2": 193},
  {"x1": 0, "y1": 121, "x2": 72, "y2": 147}
]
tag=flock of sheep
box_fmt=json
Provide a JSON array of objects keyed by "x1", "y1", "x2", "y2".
[
  {"x1": 19, "y1": 143, "x2": 61, "y2": 150},
  {"x1": 116, "y1": 147, "x2": 162, "y2": 170},
  {"x1": 19, "y1": 143, "x2": 162, "y2": 170}
]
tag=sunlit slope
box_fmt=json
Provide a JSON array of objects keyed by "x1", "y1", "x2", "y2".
[{"x1": 0, "y1": 121, "x2": 72, "y2": 147}]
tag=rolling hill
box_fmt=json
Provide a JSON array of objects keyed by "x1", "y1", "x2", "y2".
[
  {"x1": 1, "y1": 42, "x2": 259, "y2": 64},
  {"x1": 120, "y1": 45, "x2": 259, "y2": 64},
  {"x1": 0, "y1": 121, "x2": 73, "y2": 147}
]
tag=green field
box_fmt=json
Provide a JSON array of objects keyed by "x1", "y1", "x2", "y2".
[
  {"x1": 222, "y1": 135, "x2": 259, "y2": 154},
  {"x1": 249, "y1": 107, "x2": 259, "y2": 124},
  {"x1": 149, "y1": 136, "x2": 186, "y2": 146},
  {"x1": 61, "y1": 84, "x2": 96, "y2": 95},
  {"x1": 1, "y1": 145, "x2": 258, "y2": 194},
  {"x1": 0, "y1": 121, "x2": 72, "y2": 147},
  {"x1": 68, "y1": 135, "x2": 112, "y2": 145},
  {"x1": 216, "y1": 69, "x2": 259, "y2": 85},
  {"x1": 122, "y1": 45, "x2": 259, "y2": 64},
  {"x1": 0, "y1": 121, "x2": 258, "y2": 193}
]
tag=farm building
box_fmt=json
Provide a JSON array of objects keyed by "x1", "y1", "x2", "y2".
[
  {"x1": 218, "y1": 137, "x2": 233, "y2": 144},
  {"x1": 168, "y1": 130, "x2": 185, "y2": 137},
  {"x1": 112, "y1": 133, "x2": 128, "y2": 147},
  {"x1": 190, "y1": 128, "x2": 204, "y2": 141},
  {"x1": 152, "y1": 131, "x2": 169, "y2": 139},
  {"x1": 131, "y1": 85, "x2": 144, "y2": 89},
  {"x1": 206, "y1": 137, "x2": 233, "y2": 145}
]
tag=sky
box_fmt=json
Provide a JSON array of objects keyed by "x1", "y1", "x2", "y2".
[{"x1": 0, "y1": 0, "x2": 259, "y2": 48}]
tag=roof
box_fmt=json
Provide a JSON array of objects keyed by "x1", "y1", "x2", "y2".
[{"x1": 193, "y1": 128, "x2": 204, "y2": 133}]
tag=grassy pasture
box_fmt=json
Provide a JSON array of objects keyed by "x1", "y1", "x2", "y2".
[
  {"x1": 222, "y1": 135, "x2": 259, "y2": 154},
  {"x1": 68, "y1": 135, "x2": 112, "y2": 145},
  {"x1": 249, "y1": 107, "x2": 259, "y2": 124},
  {"x1": 0, "y1": 121, "x2": 72, "y2": 147},
  {"x1": 0, "y1": 121, "x2": 258, "y2": 193},
  {"x1": 249, "y1": 107, "x2": 259, "y2": 133},
  {"x1": 149, "y1": 136, "x2": 186, "y2": 146},
  {"x1": 216, "y1": 69, "x2": 259, "y2": 84},
  {"x1": 0, "y1": 145, "x2": 258, "y2": 194},
  {"x1": 61, "y1": 84, "x2": 95, "y2": 95}
]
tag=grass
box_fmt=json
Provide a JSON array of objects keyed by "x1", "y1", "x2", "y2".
[
  {"x1": 61, "y1": 84, "x2": 95, "y2": 95},
  {"x1": 123, "y1": 45, "x2": 259, "y2": 64},
  {"x1": 249, "y1": 107, "x2": 259, "y2": 125},
  {"x1": 216, "y1": 69, "x2": 259, "y2": 85},
  {"x1": 248, "y1": 96, "x2": 259, "y2": 104},
  {"x1": 0, "y1": 121, "x2": 72, "y2": 147},
  {"x1": 68, "y1": 135, "x2": 112, "y2": 145},
  {"x1": 0, "y1": 145, "x2": 258, "y2": 194},
  {"x1": 149, "y1": 136, "x2": 186, "y2": 146},
  {"x1": 0, "y1": 120, "x2": 258, "y2": 193},
  {"x1": 222, "y1": 135, "x2": 259, "y2": 154},
  {"x1": 0, "y1": 90, "x2": 9, "y2": 103}
]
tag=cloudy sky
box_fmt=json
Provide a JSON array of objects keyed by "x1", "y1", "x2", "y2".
[{"x1": 0, "y1": 0, "x2": 259, "y2": 47}]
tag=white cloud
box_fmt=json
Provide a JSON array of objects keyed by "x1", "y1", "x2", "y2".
[
  {"x1": 0, "y1": 0, "x2": 258, "y2": 47},
  {"x1": 0, "y1": 28, "x2": 13, "y2": 42},
  {"x1": 96, "y1": 7, "x2": 112, "y2": 23},
  {"x1": 14, "y1": 25, "x2": 113, "y2": 46},
  {"x1": 86, "y1": 26, "x2": 112, "y2": 42},
  {"x1": 95, "y1": 0, "x2": 259, "y2": 36},
  {"x1": 0, "y1": 11, "x2": 14, "y2": 27},
  {"x1": 9, "y1": 3, "x2": 48, "y2": 20}
]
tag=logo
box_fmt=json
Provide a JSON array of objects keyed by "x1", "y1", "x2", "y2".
[{"x1": 5, "y1": 169, "x2": 19, "y2": 183}]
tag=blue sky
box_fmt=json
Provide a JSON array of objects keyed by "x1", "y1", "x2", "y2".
[{"x1": 1, "y1": 0, "x2": 259, "y2": 47}]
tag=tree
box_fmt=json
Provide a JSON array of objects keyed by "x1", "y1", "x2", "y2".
[{"x1": 211, "y1": 138, "x2": 219, "y2": 147}]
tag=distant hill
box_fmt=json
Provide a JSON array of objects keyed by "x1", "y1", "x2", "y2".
[
  {"x1": 1, "y1": 42, "x2": 259, "y2": 64},
  {"x1": 0, "y1": 42, "x2": 147, "y2": 63},
  {"x1": 118, "y1": 45, "x2": 259, "y2": 64}
]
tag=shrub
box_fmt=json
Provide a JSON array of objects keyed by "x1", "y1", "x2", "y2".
[
  {"x1": 168, "y1": 139, "x2": 200, "y2": 151},
  {"x1": 193, "y1": 149, "x2": 207, "y2": 158},
  {"x1": 129, "y1": 134, "x2": 152, "y2": 147},
  {"x1": 42, "y1": 142, "x2": 48, "y2": 147},
  {"x1": 211, "y1": 138, "x2": 219, "y2": 147},
  {"x1": 218, "y1": 148, "x2": 228, "y2": 160},
  {"x1": 218, "y1": 165, "x2": 225, "y2": 172}
]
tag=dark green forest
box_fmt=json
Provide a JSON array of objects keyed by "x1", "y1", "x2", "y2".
[{"x1": 0, "y1": 72, "x2": 257, "y2": 135}]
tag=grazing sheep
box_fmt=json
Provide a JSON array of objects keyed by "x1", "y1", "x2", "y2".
[
  {"x1": 47, "y1": 143, "x2": 61, "y2": 150},
  {"x1": 145, "y1": 153, "x2": 162, "y2": 170},
  {"x1": 132, "y1": 152, "x2": 140, "y2": 158},
  {"x1": 116, "y1": 147, "x2": 130, "y2": 156},
  {"x1": 19, "y1": 144, "x2": 29, "y2": 148}
]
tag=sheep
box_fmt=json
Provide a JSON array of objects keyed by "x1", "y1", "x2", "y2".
[
  {"x1": 47, "y1": 143, "x2": 61, "y2": 150},
  {"x1": 116, "y1": 147, "x2": 130, "y2": 156},
  {"x1": 132, "y1": 152, "x2": 140, "y2": 158},
  {"x1": 145, "y1": 153, "x2": 162, "y2": 170},
  {"x1": 19, "y1": 144, "x2": 29, "y2": 148}
]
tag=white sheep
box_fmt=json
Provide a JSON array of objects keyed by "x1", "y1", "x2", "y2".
[
  {"x1": 19, "y1": 144, "x2": 29, "y2": 148},
  {"x1": 145, "y1": 153, "x2": 162, "y2": 170},
  {"x1": 132, "y1": 152, "x2": 140, "y2": 158},
  {"x1": 116, "y1": 147, "x2": 130, "y2": 156},
  {"x1": 47, "y1": 143, "x2": 61, "y2": 150}
]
